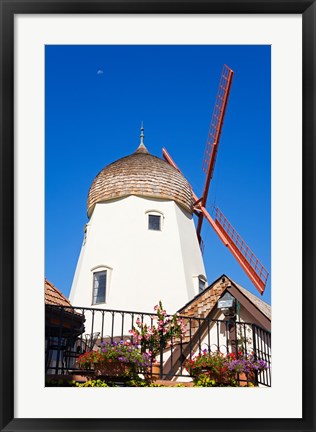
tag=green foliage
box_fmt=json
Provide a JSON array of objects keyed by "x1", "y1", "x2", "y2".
[
  {"x1": 193, "y1": 374, "x2": 217, "y2": 387},
  {"x1": 125, "y1": 376, "x2": 150, "y2": 387},
  {"x1": 124, "y1": 376, "x2": 166, "y2": 387},
  {"x1": 76, "y1": 375, "x2": 163, "y2": 387},
  {"x1": 192, "y1": 375, "x2": 239, "y2": 387},
  {"x1": 45, "y1": 378, "x2": 76, "y2": 387},
  {"x1": 76, "y1": 379, "x2": 109, "y2": 387}
]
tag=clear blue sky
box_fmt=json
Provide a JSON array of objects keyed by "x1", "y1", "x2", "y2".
[{"x1": 45, "y1": 45, "x2": 271, "y2": 304}]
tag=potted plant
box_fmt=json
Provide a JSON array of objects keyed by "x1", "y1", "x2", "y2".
[
  {"x1": 128, "y1": 301, "x2": 187, "y2": 379},
  {"x1": 226, "y1": 352, "x2": 269, "y2": 386},
  {"x1": 184, "y1": 350, "x2": 236, "y2": 385},
  {"x1": 184, "y1": 350, "x2": 268, "y2": 387},
  {"x1": 129, "y1": 301, "x2": 187, "y2": 358},
  {"x1": 77, "y1": 340, "x2": 151, "y2": 380}
]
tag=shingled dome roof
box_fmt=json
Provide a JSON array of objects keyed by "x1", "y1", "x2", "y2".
[{"x1": 87, "y1": 143, "x2": 193, "y2": 217}]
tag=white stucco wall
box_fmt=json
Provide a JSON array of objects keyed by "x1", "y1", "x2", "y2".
[{"x1": 69, "y1": 196, "x2": 206, "y2": 326}]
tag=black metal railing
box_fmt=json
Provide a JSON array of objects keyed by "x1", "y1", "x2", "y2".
[{"x1": 45, "y1": 305, "x2": 271, "y2": 386}]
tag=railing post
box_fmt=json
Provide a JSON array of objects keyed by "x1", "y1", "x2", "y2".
[
  {"x1": 90, "y1": 310, "x2": 95, "y2": 350},
  {"x1": 252, "y1": 324, "x2": 257, "y2": 360},
  {"x1": 159, "y1": 334, "x2": 163, "y2": 380},
  {"x1": 252, "y1": 324, "x2": 259, "y2": 386},
  {"x1": 57, "y1": 306, "x2": 65, "y2": 375}
]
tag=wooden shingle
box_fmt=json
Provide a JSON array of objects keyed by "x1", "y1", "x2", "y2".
[{"x1": 87, "y1": 144, "x2": 193, "y2": 217}]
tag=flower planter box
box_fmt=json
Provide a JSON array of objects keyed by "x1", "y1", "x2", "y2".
[
  {"x1": 93, "y1": 361, "x2": 132, "y2": 378},
  {"x1": 77, "y1": 340, "x2": 152, "y2": 382},
  {"x1": 185, "y1": 351, "x2": 268, "y2": 387},
  {"x1": 79, "y1": 361, "x2": 135, "y2": 381}
]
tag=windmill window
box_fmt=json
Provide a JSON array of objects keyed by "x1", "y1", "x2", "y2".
[
  {"x1": 148, "y1": 214, "x2": 161, "y2": 231},
  {"x1": 199, "y1": 277, "x2": 206, "y2": 293},
  {"x1": 92, "y1": 270, "x2": 107, "y2": 304}
]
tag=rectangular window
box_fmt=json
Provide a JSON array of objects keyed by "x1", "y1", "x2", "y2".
[
  {"x1": 199, "y1": 278, "x2": 205, "y2": 293},
  {"x1": 148, "y1": 214, "x2": 161, "y2": 231},
  {"x1": 92, "y1": 271, "x2": 106, "y2": 304}
]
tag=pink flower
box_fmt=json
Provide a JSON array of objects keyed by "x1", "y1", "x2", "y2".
[
  {"x1": 129, "y1": 330, "x2": 138, "y2": 337},
  {"x1": 154, "y1": 305, "x2": 158, "y2": 311}
]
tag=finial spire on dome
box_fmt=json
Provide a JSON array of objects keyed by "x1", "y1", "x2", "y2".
[
  {"x1": 135, "y1": 122, "x2": 149, "y2": 154},
  {"x1": 140, "y1": 121, "x2": 144, "y2": 145}
]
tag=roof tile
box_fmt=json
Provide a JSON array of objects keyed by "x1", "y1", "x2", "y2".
[{"x1": 45, "y1": 279, "x2": 72, "y2": 307}]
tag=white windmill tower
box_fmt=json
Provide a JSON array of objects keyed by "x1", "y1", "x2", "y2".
[{"x1": 69, "y1": 124, "x2": 207, "y2": 315}]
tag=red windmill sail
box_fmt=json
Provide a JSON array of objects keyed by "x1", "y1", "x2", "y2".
[
  {"x1": 196, "y1": 65, "x2": 234, "y2": 241},
  {"x1": 162, "y1": 65, "x2": 269, "y2": 295},
  {"x1": 213, "y1": 207, "x2": 269, "y2": 294}
]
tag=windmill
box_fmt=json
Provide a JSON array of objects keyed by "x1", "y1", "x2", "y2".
[{"x1": 162, "y1": 64, "x2": 269, "y2": 296}]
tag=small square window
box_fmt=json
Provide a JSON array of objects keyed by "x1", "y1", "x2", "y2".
[
  {"x1": 148, "y1": 214, "x2": 161, "y2": 231},
  {"x1": 92, "y1": 271, "x2": 106, "y2": 304}
]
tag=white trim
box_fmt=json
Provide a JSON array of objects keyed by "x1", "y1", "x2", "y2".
[
  {"x1": 145, "y1": 209, "x2": 164, "y2": 216},
  {"x1": 90, "y1": 265, "x2": 113, "y2": 305},
  {"x1": 90, "y1": 264, "x2": 113, "y2": 272},
  {"x1": 146, "y1": 210, "x2": 164, "y2": 231}
]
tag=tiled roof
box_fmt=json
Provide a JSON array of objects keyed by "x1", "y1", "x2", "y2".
[
  {"x1": 178, "y1": 274, "x2": 271, "y2": 321},
  {"x1": 178, "y1": 276, "x2": 230, "y2": 318},
  {"x1": 177, "y1": 275, "x2": 271, "y2": 344},
  {"x1": 231, "y1": 280, "x2": 271, "y2": 320},
  {"x1": 45, "y1": 279, "x2": 72, "y2": 307},
  {"x1": 87, "y1": 144, "x2": 193, "y2": 217}
]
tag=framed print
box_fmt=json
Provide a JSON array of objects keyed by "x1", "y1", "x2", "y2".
[{"x1": 0, "y1": 1, "x2": 315, "y2": 431}]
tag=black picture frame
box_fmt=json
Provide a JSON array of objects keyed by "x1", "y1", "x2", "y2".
[{"x1": 0, "y1": 1, "x2": 315, "y2": 431}]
